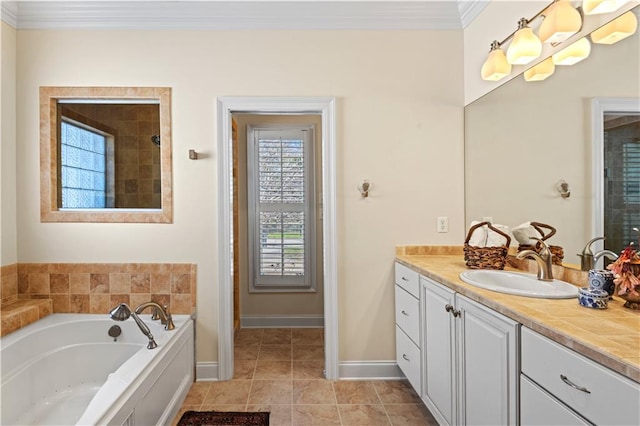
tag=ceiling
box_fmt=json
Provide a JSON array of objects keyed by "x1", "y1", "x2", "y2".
[{"x1": 1, "y1": 1, "x2": 488, "y2": 30}]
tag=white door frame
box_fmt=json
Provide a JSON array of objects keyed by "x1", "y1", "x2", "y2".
[
  {"x1": 591, "y1": 97, "x2": 640, "y2": 253},
  {"x1": 216, "y1": 96, "x2": 338, "y2": 381}
]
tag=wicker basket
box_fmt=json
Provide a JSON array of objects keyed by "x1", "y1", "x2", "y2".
[
  {"x1": 464, "y1": 222, "x2": 512, "y2": 270},
  {"x1": 516, "y1": 222, "x2": 564, "y2": 265}
]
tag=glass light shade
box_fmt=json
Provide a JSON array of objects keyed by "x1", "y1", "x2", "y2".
[
  {"x1": 582, "y1": 0, "x2": 630, "y2": 15},
  {"x1": 539, "y1": 0, "x2": 582, "y2": 44},
  {"x1": 481, "y1": 48, "x2": 512, "y2": 81},
  {"x1": 507, "y1": 26, "x2": 543, "y2": 64},
  {"x1": 524, "y1": 57, "x2": 556, "y2": 81},
  {"x1": 591, "y1": 11, "x2": 638, "y2": 44},
  {"x1": 552, "y1": 37, "x2": 591, "y2": 65}
]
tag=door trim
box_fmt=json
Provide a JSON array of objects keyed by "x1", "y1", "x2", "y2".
[
  {"x1": 216, "y1": 96, "x2": 338, "y2": 380},
  {"x1": 591, "y1": 97, "x2": 640, "y2": 254}
]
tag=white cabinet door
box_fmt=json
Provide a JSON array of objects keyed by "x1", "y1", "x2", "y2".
[
  {"x1": 521, "y1": 376, "x2": 589, "y2": 426},
  {"x1": 422, "y1": 277, "x2": 456, "y2": 426},
  {"x1": 457, "y1": 295, "x2": 518, "y2": 426}
]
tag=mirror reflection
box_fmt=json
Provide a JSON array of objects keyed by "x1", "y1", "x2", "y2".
[
  {"x1": 465, "y1": 7, "x2": 640, "y2": 267},
  {"x1": 40, "y1": 86, "x2": 172, "y2": 223}
]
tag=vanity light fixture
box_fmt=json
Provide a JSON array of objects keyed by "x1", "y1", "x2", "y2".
[
  {"x1": 524, "y1": 57, "x2": 556, "y2": 81},
  {"x1": 590, "y1": 10, "x2": 638, "y2": 43},
  {"x1": 552, "y1": 37, "x2": 592, "y2": 65},
  {"x1": 481, "y1": 41, "x2": 512, "y2": 81},
  {"x1": 539, "y1": 0, "x2": 583, "y2": 44},
  {"x1": 507, "y1": 18, "x2": 543, "y2": 65},
  {"x1": 583, "y1": 0, "x2": 631, "y2": 15}
]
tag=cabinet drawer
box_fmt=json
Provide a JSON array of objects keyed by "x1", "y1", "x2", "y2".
[
  {"x1": 396, "y1": 325, "x2": 421, "y2": 395},
  {"x1": 522, "y1": 327, "x2": 640, "y2": 426},
  {"x1": 395, "y1": 285, "x2": 420, "y2": 346},
  {"x1": 395, "y1": 262, "x2": 419, "y2": 298},
  {"x1": 520, "y1": 375, "x2": 589, "y2": 426}
]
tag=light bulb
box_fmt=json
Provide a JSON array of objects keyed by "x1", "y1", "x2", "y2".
[
  {"x1": 539, "y1": 0, "x2": 582, "y2": 44},
  {"x1": 591, "y1": 10, "x2": 638, "y2": 44},
  {"x1": 507, "y1": 19, "x2": 543, "y2": 65},
  {"x1": 524, "y1": 57, "x2": 556, "y2": 81},
  {"x1": 552, "y1": 37, "x2": 591, "y2": 65}
]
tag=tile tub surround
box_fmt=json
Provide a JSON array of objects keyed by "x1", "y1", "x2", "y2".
[
  {"x1": 395, "y1": 247, "x2": 640, "y2": 383},
  {"x1": 1, "y1": 299, "x2": 53, "y2": 337},
  {"x1": 1, "y1": 264, "x2": 19, "y2": 304},
  {"x1": 15, "y1": 262, "x2": 196, "y2": 315}
]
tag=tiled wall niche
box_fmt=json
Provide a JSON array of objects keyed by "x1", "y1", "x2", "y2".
[{"x1": 1, "y1": 262, "x2": 196, "y2": 336}]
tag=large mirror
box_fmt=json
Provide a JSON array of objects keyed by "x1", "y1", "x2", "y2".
[
  {"x1": 465, "y1": 7, "x2": 640, "y2": 268},
  {"x1": 40, "y1": 87, "x2": 173, "y2": 223}
]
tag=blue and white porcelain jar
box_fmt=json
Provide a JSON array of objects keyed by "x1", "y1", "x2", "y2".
[
  {"x1": 578, "y1": 287, "x2": 609, "y2": 309},
  {"x1": 588, "y1": 269, "x2": 615, "y2": 297}
]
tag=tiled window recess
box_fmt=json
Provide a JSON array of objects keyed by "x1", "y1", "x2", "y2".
[{"x1": 1, "y1": 263, "x2": 196, "y2": 337}]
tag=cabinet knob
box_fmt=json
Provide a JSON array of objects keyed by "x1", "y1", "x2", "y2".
[
  {"x1": 560, "y1": 374, "x2": 591, "y2": 394},
  {"x1": 402, "y1": 354, "x2": 410, "y2": 361},
  {"x1": 401, "y1": 310, "x2": 409, "y2": 316},
  {"x1": 445, "y1": 304, "x2": 461, "y2": 317},
  {"x1": 401, "y1": 276, "x2": 409, "y2": 281}
]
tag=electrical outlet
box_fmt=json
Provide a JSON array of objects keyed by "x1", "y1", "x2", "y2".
[{"x1": 437, "y1": 216, "x2": 449, "y2": 233}]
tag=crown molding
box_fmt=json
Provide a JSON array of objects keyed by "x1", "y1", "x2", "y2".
[{"x1": 3, "y1": 1, "x2": 486, "y2": 31}]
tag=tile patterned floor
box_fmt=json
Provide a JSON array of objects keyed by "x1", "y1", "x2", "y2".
[{"x1": 172, "y1": 328, "x2": 438, "y2": 425}]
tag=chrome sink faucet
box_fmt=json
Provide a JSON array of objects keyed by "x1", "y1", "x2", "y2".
[
  {"x1": 516, "y1": 237, "x2": 554, "y2": 281},
  {"x1": 578, "y1": 237, "x2": 619, "y2": 271},
  {"x1": 135, "y1": 301, "x2": 175, "y2": 331}
]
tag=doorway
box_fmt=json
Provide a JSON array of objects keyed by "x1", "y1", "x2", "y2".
[
  {"x1": 217, "y1": 97, "x2": 338, "y2": 381},
  {"x1": 591, "y1": 98, "x2": 640, "y2": 257}
]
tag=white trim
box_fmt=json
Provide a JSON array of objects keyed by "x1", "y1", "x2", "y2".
[
  {"x1": 195, "y1": 362, "x2": 219, "y2": 382},
  {"x1": 338, "y1": 361, "x2": 405, "y2": 380},
  {"x1": 457, "y1": 0, "x2": 489, "y2": 29},
  {"x1": 217, "y1": 96, "x2": 338, "y2": 381},
  {"x1": 240, "y1": 315, "x2": 324, "y2": 328},
  {"x1": 590, "y1": 97, "x2": 640, "y2": 253},
  {"x1": 4, "y1": 1, "x2": 476, "y2": 30}
]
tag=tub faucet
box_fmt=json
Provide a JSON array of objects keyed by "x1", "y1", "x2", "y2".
[
  {"x1": 578, "y1": 237, "x2": 619, "y2": 270},
  {"x1": 109, "y1": 303, "x2": 158, "y2": 349},
  {"x1": 516, "y1": 237, "x2": 554, "y2": 281},
  {"x1": 134, "y1": 301, "x2": 175, "y2": 331}
]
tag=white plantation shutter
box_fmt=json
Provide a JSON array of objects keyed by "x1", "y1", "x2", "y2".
[{"x1": 248, "y1": 126, "x2": 316, "y2": 292}]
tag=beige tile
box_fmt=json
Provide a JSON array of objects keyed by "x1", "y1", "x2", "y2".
[
  {"x1": 90, "y1": 273, "x2": 110, "y2": 294},
  {"x1": 171, "y1": 273, "x2": 191, "y2": 294},
  {"x1": 110, "y1": 273, "x2": 131, "y2": 293},
  {"x1": 246, "y1": 404, "x2": 292, "y2": 426},
  {"x1": 49, "y1": 274, "x2": 69, "y2": 294},
  {"x1": 333, "y1": 381, "x2": 381, "y2": 404},
  {"x1": 385, "y1": 403, "x2": 439, "y2": 426},
  {"x1": 338, "y1": 404, "x2": 390, "y2": 426},
  {"x1": 1, "y1": 312, "x2": 21, "y2": 336},
  {"x1": 248, "y1": 380, "x2": 292, "y2": 405},
  {"x1": 293, "y1": 380, "x2": 336, "y2": 404},
  {"x1": 131, "y1": 273, "x2": 151, "y2": 293},
  {"x1": 171, "y1": 405, "x2": 200, "y2": 426},
  {"x1": 90, "y1": 294, "x2": 111, "y2": 314},
  {"x1": 254, "y1": 360, "x2": 292, "y2": 380},
  {"x1": 293, "y1": 344, "x2": 324, "y2": 360},
  {"x1": 203, "y1": 380, "x2": 251, "y2": 405},
  {"x1": 259, "y1": 344, "x2": 292, "y2": 361},
  {"x1": 30, "y1": 273, "x2": 50, "y2": 294},
  {"x1": 69, "y1": 273, "x2": 90, "y2": 294},
  {"x1": 235, "y1": 328, "x2": 264, "y2": 345},
  {"x1": 293, "y1": 360, "x2": 325, "y2": 379},
  {"x1": 170, "y1": 294, "x2": 192, "y2": 314},
  {"x1": 262, "y1": 328, "x2": 292, "y2": 344},
  {"x1": 150, "y1": 273, "x2": 170, "y2": 294},
  {"x1": 51, "y1": 294, "x2": 70, "y2": 313},
  {"x1": 69, "y1": 294, "x2": 90, "y2": 313},
  {"x1": 292, "y1": 328, "x2": 323, "y2": 345},
  {"x1": 182, "y1": 382, "x2": 211, "y2": 406},
  {"x1": 233, "y1": 360, "x2": 256, "y2": 380},
  {"x1": 20, "y1": 307, "x2": 39, "y2": 327},
  {"x1": 373, "y1": 380, "x2": 421, "y2": 404},
  {"x1": 291, "y1": 405, "x2": 340, "y2": 426},
  {"x1": 235, "y1": 344, "x2": 260, "y2": 360}
]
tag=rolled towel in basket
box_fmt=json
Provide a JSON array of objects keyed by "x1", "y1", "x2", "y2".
[
  {"x1": 467, "y1": 221, "x2": 487, "y2": 247},
  {"x1": 486, "y1": 224, "x2": 511, "y2": 247},
  {"x1": 512, "y1": 222, "x2": 540, "y2": 245}
]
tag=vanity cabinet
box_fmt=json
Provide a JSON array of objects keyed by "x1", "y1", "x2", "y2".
[
  {"x1": 521, "y1": 327, "x2": 640, "y2": 426},
  {"x1": 394, "y1": 262, "x2": 422, "y2": 394},
  {"x1": 421, "y1": 276, "x2": 518, "y2": 426}
]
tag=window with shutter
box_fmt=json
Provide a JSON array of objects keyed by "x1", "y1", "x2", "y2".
[{"x1": 247, "y1": 125, "x2": 316, "y2": 292}]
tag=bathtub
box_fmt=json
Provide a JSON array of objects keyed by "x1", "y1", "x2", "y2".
[{"x1": 0, "y1": 313, "x2": 194, "y2": 425}]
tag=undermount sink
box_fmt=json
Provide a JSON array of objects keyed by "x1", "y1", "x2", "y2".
[{"x1": 459, "y1": 270, "x2": 579, "y2": 299}]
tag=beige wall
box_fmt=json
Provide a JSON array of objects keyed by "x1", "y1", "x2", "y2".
[
  {"x1": 12, "y1": 29, "x2": 464, "y2": 366},
  {"x1": 234, "y1": 114, "x2": 324, "y2": 318},
  {"x1": 1, "y1": 22, "x2": 17, "y2": 265},
  {"x1": 465, "y1": 29, "x2": 640, "y2": 262}
]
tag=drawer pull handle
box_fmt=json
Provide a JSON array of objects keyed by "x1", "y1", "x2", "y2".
[
  {"x1": 560, "y1": 375, "x2": 591, "y2": 394},
  {"x1": 401, "y1": 276, "x2": 409, "y2": 281},
  {"x1": 445, "y1": 304, "x2": 461, "y2": 317},
  {"x1": 402, "y1": 354, "x2": 410, "y2": 361},
  {"x1": 401, "y1": 310, "x2": 409, "y2": 316}
]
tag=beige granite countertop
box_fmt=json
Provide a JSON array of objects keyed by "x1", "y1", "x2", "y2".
[{"x1": 395, "y1": 246, "x2": 640, "y2": 383}]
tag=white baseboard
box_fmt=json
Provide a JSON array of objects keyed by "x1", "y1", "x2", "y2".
[
  {"x1": 195, "y1": 362, "x2": 219, "y2": 381},
  {"x1": 338, "y1": 361, "x2": 405, "y2": 380},
  {"x1": 196, "y1": 360, "x2": 403, "y2": 381},
  {"x1": 240, "y1": 314, "x2": 324, "y2": 328}
]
